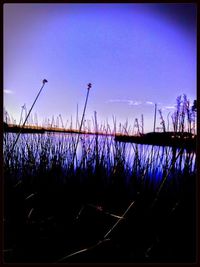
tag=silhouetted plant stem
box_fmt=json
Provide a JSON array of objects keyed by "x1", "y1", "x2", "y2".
[
  {"x1": 103, "y1": 200, "x2": 135, "y2": 239},
  {"x1": 71, "y1": 83, "x2": 92, "y2": 168},
  {"x1": 10, "y1": 79, "x2": 48, "y2": 154},
  {"x1": 153, "y1": 103, "x2": 157, "y2": 132},
  {"x1": 151, "y1": 147, "x2": 184, "y2": 209},
  {"x1": 158, "y1": 109, "x2": 166, "y2": 132},
  {"x1": 94, "y1": 110, "x2": 99, "y2": 169}
]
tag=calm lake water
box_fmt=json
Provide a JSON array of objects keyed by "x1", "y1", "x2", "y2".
[
  {"x1": 4, "y1": 132, "x2": 196, "y2": 185},
  {"x1": 4, "y1": 132, "x2": 197, "y2": 263}
]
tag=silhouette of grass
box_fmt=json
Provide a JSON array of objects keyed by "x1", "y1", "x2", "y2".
[
  {"x1": 3, "y1": 127, "x2": 196, "y2": 263},
  {"x1": 3, "y1": 94, "x2": 196, "y2": 263}
]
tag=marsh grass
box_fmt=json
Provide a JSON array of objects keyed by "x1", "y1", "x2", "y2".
[
  {"x1": 3, "y1": 93, "x2": 196, "y2": 263},
  {"x1": 3, "y1": 121, "x2": 196, "y2": 263}
]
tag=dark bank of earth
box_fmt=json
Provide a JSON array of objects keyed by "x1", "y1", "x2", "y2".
[
  {"x1": 115, "y1": 131, "x2": 196, "y2": 151},
  {"x1": 4, "y1": 122, "x2": 196, "y2": 151}
]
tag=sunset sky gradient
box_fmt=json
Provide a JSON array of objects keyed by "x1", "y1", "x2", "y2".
[{"x1": 3, "y1": 3, "x2": 196, "y2": 132}]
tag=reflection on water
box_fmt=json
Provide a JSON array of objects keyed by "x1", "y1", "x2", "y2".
[
  {"x1": 3, "y1": 132, "x2": 197, "y2": 263},
  {"x1": 4, "y1": 132, "x2": 196, "y2": 186}
]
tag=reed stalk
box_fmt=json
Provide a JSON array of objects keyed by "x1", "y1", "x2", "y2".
[
  {"x1": 10, "y1": 79, "x2": 48, "y2": 154},
  {"x1": 71, "y1": 83, "x2": 92, "y2": 168}
]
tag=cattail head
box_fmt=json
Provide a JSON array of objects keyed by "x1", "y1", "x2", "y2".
[
  {"x1": 43, "y1": 79, "x2": 48, "y2": 84},
  {"x1": 87, "y1": 83, "x2": 92, "y2": 90}
]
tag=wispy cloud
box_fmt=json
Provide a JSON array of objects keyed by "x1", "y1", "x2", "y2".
[
  {"x1": 128, "y1": 100, "x2": 142, "y2": 106},
  {"x1": 107, "y1": 99, "x2": 142, "y2": 106},
  {"x1": 164, "y1": 106, "x2": 175, "y2": 110},
  {"x1": 107, "y1": 99, "x2": 130, "y2": 104},
  {"x1": 4, "y1": 89, "x2": 14, "y2": 94},
  {"x1": 107, "y1": 99, "x2": 175, "y2": 111},
  {"x1": 145, "y1": 101, "x2": 154, "y2": 105}
]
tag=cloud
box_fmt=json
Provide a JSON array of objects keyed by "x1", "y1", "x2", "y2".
[
  {"x1": 4, "y1": 89, "x2": 14, "y2": 94},
  {"x1": 107, "y1": 99, "x2": 129, "y2": 103},
  {"x1": 107, "y1": 99, "x2": 176, "y2": 113},
  {"x1": 107, "y1": 99, "x2": 142, "y2": 106},
  {"x1": 145, "y1": 101, "x2": 154, "y2": 105},
  {"x1": 128, "y1": 100, "x2": 142, "y2": 106},
  {"x1": 164, "y1": 106, "x2": 175, "y2": 109}
]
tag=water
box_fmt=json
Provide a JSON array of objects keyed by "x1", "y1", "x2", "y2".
[
  {"x1": 4, "y1": 132, "x2": 197, "y2": 263},
  {"x1": 3, "y1": 132, "x2": 196, "y2": 185}
]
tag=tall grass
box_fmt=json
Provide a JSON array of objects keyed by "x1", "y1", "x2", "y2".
[
  {"x1": 4, "y1": 127, "x2": 196, "y2": 204},
  {"x1": 4, "y1": 128, "x2": 196, "y2": 263},
  {"x1": 10, "y1": 79, "x2": 48, "y2": 154},
  {"x1": 3, "y1": 94, "x2": 196, "y2": 263},
  {"x1": 171, "y1": 94, "x2": 196, "y2": 134}
]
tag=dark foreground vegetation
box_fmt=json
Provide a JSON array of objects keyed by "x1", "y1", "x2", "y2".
[
  {"x1": 3, "y1": 93, "x2": 197, "y2": 263},
  {"x1": 3, "y1": 130, "x2": 196, "y2": 263}
]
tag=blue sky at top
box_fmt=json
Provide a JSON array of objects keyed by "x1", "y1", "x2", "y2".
[{"x1": 3, "y1": 3, "x2": 196, "y2": 132}]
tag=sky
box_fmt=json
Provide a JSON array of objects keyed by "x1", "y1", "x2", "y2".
[{"x1": 3, "y1": 3, "x2": 197, "y2": 133}]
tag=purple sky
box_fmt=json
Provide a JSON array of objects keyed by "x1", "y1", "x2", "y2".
[{"x1": 3, "y1": 3, "x2": 196, "y2": 133}]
